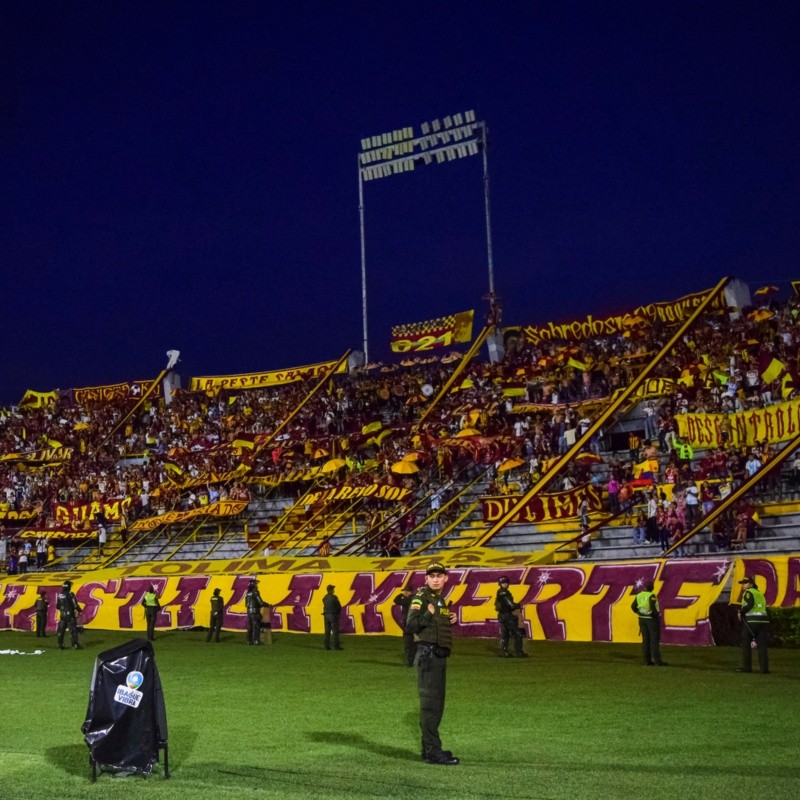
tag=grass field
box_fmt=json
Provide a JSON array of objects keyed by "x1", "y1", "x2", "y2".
[{"x1": 0, "y1": 629, "x2": 798, "y2": 800}]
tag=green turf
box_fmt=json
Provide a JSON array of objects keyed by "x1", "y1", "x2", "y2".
[{"x1": 0, "y1": 630, "x2": 798, "y2": 800}]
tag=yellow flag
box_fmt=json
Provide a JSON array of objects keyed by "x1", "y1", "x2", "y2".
[{"x1": 761, "y1": 358, "x2": 785, "y2": 385}]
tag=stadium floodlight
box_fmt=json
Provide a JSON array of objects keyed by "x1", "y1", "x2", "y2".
[{"x1": 356, "y1": 109, "x2": 495, "y2": 363}]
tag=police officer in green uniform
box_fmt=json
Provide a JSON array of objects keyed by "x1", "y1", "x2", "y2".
[
  {"x1": 141, "y1": 584, "x2": 161, "y2": 641},
  {"x1": 322, "y1": 584, "x2": 343, "y2": 650},
  {"x1": 405, "y1": 562, "x2": 459, "y2": 766},
  {"x1": 206, "y1": 588, "x2": 224, "y2": 643},
  {"x1": 495, "y1": 576, "x2": 528, "y2": 658},
  {"x1": 245, "y1": 578, "x2": 268, "y2": 645},
  {"x1": 56, "y1": 580, "x2": 82, "y2": 650},
  {"x1": 35, "y1": 590, "x2": 49, "y2": 638},
  {"x1": 737, "y1": 575, "x2": 770, "y2": 674},
  {"x1": 393, "y1": 586, "x2": 416, "y2": 666},
  {"x1": 631, "y1": 581, "x2": 667, "y2": 666}
]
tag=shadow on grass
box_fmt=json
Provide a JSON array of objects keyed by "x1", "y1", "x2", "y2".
[
  {"x1": 45, "y1": 725, "x2": 199, "y2": 778},
  {"x1": 351, "y1": 658, "x2": 405, "y2": 667},
  {"x1": 306, "y1": 730, "x2": 418, "y2": 762},
  {"x1": 45, "y1": 743, "x2": 89, "y2": 778}
]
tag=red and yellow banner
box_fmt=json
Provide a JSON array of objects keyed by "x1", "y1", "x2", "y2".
[
  {"x1": 0, "y1": 509, "x2": 37, "y2": 523},
  {"x1": 54, "y1": 497, "x2": 133, "y2": 529},
  {"x1": 189, "y1": 359, "x2": 346, "y2": 393},
  {"x1": 519, "y1": 287, "x2": 727, "y2": 346},
  {"x1": 128, "y1": 500, "x2": 249, "y2": 532},
  {"x1": 391, "y1": 309, "x2": 474, "y2": 353},
  {"x1": 676, "y1": 398, "x2": 800, "y2": 448},
  {"x1": 3, "y1": 554, "x2": 782, "y2": 644},
  {"x1": 73, "y1": 380, "x2": 159, "y2": 405},
  {"x1": 482, "y1": 483, "x2": 604, "y2": 524},
  {"x1": 17, "y1": 528, "x2": 95, "y2": 543}
]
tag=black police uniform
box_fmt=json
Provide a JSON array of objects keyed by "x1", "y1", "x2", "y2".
[
  {"x1": 322, "y1": 586, "x2": 342, "y2": 650},
  {"x1": 207, "y1": 590, "x2": 224, "y2": 643},
  {"x1": 141, "y1": 588, "x2": 161, "y2": 641},
  {"x1": 56, "y1": 583, "x2": 82, "y2": 649},
  {"x1": 35, "y1": 594, "x2": 49, "y2": 638},
  {"x1": 495, "y1": 581, "x2": 527, "y2": 657},
  {"x1": 406, "y1": 578, "x2": 457, "y2": 764},
  {"x1": 246, "y1": 581, "x2": 267, "y2": 644},
  {"x1": 393, "y1": 591, "x2": 416, "y2": 666}
]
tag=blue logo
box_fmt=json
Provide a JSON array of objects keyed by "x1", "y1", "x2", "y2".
[{"x1": 126, "y1": 671, "x2": 144, "y2": 690}]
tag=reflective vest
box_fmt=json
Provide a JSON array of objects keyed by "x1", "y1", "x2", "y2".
[
  {"x1": 143, "y1": 591, "x2": 159, "y2": 608},
  {"x1": 636, "y1": 591, "x2": 658, "y2": 618},
  {"x1": 743, "y1": 588, "x2": 768, "y2": 620}
]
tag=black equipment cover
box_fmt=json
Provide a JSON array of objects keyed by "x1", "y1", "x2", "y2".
[{"x1": 82, "y1": 638, "x2": 168, "y2": 776}]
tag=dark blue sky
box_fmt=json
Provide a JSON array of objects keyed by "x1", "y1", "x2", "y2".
[{"x1": 1, "y1": 2, "x2": 798, "y2": 403}]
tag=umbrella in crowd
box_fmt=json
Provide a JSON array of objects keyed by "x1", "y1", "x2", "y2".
[
  {"x1": 321, "y1": 458, "x2": 347, "y2": 473},
  {"x1": 497, "y1": 458, "x2": 526, "y2": 472},
  {"x1": 391, "y1": 460, "x2": 419, "y2": 475},
  {"x1": 455, "y1": 427, "x2": 481, "y2": 438},
  {"x1": 313, "y1": 448, "x2": 329, "y2": 459},
  {"x1": 747, "y1": 308, "x2": 775, "y2": 322},
  {"x1": 402, "y1": 452, "x2": 422, "y2": 462},
  {"x1": 361, "y1": 421, "x2": 383, "y2": 434}
]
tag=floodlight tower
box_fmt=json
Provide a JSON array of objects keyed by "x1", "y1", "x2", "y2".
[{"x1": 357, "y1": 110, "x2": 495, "y2": 363}]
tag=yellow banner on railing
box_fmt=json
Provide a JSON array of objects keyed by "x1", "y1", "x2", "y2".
[
  {"x1": 676, "y1": 398, "x2": 800, "y2": 448},
  {"x1": 128, "y1": 500, "x2": 249, "y2": 532},
  {"x1": 189, "y1": 359, "x2": 346, "y2": 393}
]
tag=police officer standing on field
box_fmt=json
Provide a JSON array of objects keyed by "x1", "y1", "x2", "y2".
[
  {"x1": 405, "y1": 562, "x2": 459, "y2": 766},
  {"x1": 207, "y1": 588, "x2": 224, "y2": 643},
  {"x1": 495, "y1": 576, "x2": 528, "y2": 658},
  {"x1": 245, "y1": 578, "x2": 268, "y2": 645},
  {"x1": 141, "y1": 584, "x2": 161, "y2": 641},
  {"x1": 35, "y1": 590, "x2": 49, "y2": 638},
  {"x1": 322, "y1": 584, "x2": 343, "y2": 650},
  {"x1": 56, "y1": 580, "x2": 82, "y2": 650},
  {"x1": 393, "y1": 586, "x2": 416, "y2": 666},
  {"x1": 631, "y1": 581, "x2": 667, "y2": 666},
  {"x1": 737, "y1": 575, "x2": 770, "y2": 674}
]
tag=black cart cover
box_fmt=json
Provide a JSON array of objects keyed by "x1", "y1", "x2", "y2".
[{"x1": 82, "y1": 638, "x2": 168, "y2": 775}]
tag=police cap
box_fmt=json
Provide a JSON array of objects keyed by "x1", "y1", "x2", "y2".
[{"x1": 426, "y1": 562, "x2": 447, "y2": 575}]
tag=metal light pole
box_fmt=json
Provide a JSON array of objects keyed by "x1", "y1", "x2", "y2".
[{"x1": 357, "y1": 110, "x2": 494, "y2": 363}]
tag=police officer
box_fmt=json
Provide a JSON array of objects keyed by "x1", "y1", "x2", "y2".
[
  {"x1": 495, "y1": 576, "x2": 528, "y2": 658},
  {"x1": 322, "y1": 584, "x2": 343, "y2": 650},
  {"x1": 34, "y1": 590, "x2": 49, "y2": 638},
  {"x1": 245, "y1": 578, "x2": 268, "y2": 645},
  {"x1": 393, "y1": 586, "x2": 416, "y2": 666},
  {"x1": 405, "y1": 562, "x2": 459, "y2": 766},
  {"x1": 56, "y1": 580, "x2": 82, "y2": 650},
  {"x1": 206, "y1": 588, "x2": 224, "y2": 643},
  {"x1": 631, "y1": 581, "x2": 667, "y2": 666},
  {"x1": 141, "y1": 584, "x2": 161, "y2": 641},
  {"x1": 737, "y1": 575, "x2": 770, "y2": 674}
]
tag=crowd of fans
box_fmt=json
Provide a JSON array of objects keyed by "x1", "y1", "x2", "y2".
[{"x1": 2, "y1": 285, "x2": 799, "y2": 569}]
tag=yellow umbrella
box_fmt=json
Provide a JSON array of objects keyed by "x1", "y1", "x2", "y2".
[
  {"x1": 455, "y1": 427, "x2": 481, "y2": 438},
  {"x1": 391, "y1": 460, "x2": 419, "y2": 475},
  {"x1": 497, "y1": 458, "x2": 526, "y2": 472},
  {"x1": 402, "y1": 452, "x2": 421, "y2": 462},
  {"x1": 313, "y1": 448, "x2": 330, "y2": 459},
  {"x1": 361, "y1": 421, "x2": 383, "y2": 434},
  {"x1": 367, "y1": 429, "x2": 392, "y2": 447},
  {"x1": 321, "y1": 458, "x2": 347, "y2": 473}
]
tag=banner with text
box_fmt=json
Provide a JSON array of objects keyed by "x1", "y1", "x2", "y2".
[
  {"x1": 73, "y1": 380, "x2": 160, "y2": 405},
  {"x1": 128, "y1": 500, "x2": 249, "y2": 532},
  {"x1": 676, "y1": 398, "x2": 800, "y2": 448},
  {"x1": 519, "y1": 287, "x2": 727, "y2": 346},
  {"x1": 189, "y1": 359, "x2": 346, "y2": 393},
  {"x1": 482, "y1": 483, "x2": 604, "y2": 524},
  {"x1": 4, "y1": 555, "x2": 784, "y2": 643},
  {"x1": 391, "y1": 309, "x2": 474, "y2": 353},
  {"x1": 54, "y1": 498, "x2": 133, "y2": 529}
]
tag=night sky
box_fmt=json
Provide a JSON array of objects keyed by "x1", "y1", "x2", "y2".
[{"x1": 2, "y1": 2, "x2": 798, "y2": 403}]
